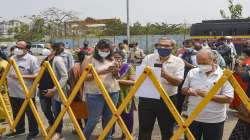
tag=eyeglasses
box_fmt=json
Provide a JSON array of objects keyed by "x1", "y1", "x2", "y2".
[
  {"x1": 15, "y1": 46, "x2": 26, "y2": 50},
  {"x1": 157, "y1": 45, "x2": 172, "y2": 49}
]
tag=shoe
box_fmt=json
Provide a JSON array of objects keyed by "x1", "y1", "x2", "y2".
[
  {"x1": 26, "y1": 132, "x2": 39, "y2": 140},
  {"x1": 52, "y1": 133, "x2": 62, "y2": 140},
  {"x1": 5, "y1": 130, "x2": 25, "y2": 138},
  {"x1": 72, "y1": 129, "x2": 77, "y2": 135},
  {"x1": 0, "y1": 127, "x2": 6, "y2": 135}
]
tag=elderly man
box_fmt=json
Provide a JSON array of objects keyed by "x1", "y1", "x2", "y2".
[
  {"x1": 182, "y1": 49, "x2": 234, "y2": 140},
  {"x1": 6, "y1": 41, "x2": 39, "y2": 140},
  {"x1": 138, "y1": 38, "x2": 185, "y2": 140}
]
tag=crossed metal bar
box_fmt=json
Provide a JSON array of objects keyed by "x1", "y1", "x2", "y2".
[
  {"x1": 0, "y1": 59, "x2": 250, "y2": 140},
  {"x1": 46, "y1": 63, "x2": 132, "y2": 140},
  {"x1": 171, "y1": 70, "x2": 250, "y2": 140},
  {"x1": 99, "y1": 66, "x2": 195, "y2": 140},
  {"x1": 0, "y1": 59, "x2": 47, "y2": 136}
]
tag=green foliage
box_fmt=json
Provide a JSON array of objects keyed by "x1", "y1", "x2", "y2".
[
  {"x1": 0, "y1": 37, "x2": 15, "y2": 42},
  {"x1": 220, "y1": 0, "x2": 243, "y2": 19},
  {"x1": 12, "y1": 18, "x2": 47, "y2": 42},
  {"x1": 102, "y1": 21, "x2": 189, "y2": 36}
]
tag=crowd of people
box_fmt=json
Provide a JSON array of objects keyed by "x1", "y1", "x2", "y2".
[{"x1": 0, "y1": 37, "x2": 249, "y2": 140}]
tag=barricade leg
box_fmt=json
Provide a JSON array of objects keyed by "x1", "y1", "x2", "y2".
[
  {"x1": 90, "y1": 67, "x2": 133, "y2": 140},
  {"x1": 45, "y1": 62, "x2": 88, "y2": 140},
  {"x1": 10, "y1": 63, "x2": 47, "y2": 136},
  {"x1": 171, "y1": 70, "x2": 233, "y2": 140}
]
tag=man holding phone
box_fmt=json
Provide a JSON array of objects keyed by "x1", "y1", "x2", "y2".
[{"x1": 138, "y1": 37, "x2": 185, "y2": 140}]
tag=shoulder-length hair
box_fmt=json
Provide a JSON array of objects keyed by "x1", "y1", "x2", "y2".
[
  {"x1": 52, "y1": 42, "x2": 64, "y2": 56},
  {"x1": 93, "y1": 39, "x2": 114, "y2": 62}
]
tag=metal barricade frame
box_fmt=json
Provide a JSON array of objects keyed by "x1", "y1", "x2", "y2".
[
  {"x1": 0, "y1": 59, "x2": 47, "y2": 136},
  {"x1": 0, "y1": 59, "x2": 249, "y2": 140},
  {"x1": 171, "y1": 70, "x2": 250, "y2": 140},
  {"x1": 98, "y1": 66, "x2": 195, "y2": 140}
]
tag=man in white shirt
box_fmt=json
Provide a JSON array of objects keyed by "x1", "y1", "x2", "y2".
[
  {"x1": 138, "y1": 37, "x2": 185, "y2": 140},
  {"x1": 6, "y1": 41, "x2": 40, "y2": 140},
  {"x1": 182, "y1": 49, "x2": 234, "y2": 140},
  {"x1": 225, "y1": 36, "x2": 237, "y2": 70}
]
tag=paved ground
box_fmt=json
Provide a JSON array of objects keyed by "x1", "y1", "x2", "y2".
[{"x1": 0, "y1": 104, "x2": 238, "y2": 140}]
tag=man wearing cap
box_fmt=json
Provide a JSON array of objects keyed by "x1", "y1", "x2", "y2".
[
  {"x1": 6, "y1": 41, "x2": 39, "y2": 140},
  {"x1": 128, "y1": 42, "x2": 145, "y2": 65},
  {"x1": 138, "y1": 38, "x2": 185, "y2": 140},
  {"x1": 225, "y1": 36, "x2": 237, "y2": 69}
]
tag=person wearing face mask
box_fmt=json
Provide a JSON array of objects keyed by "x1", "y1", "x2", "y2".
[
  {"x1": 59, "y1": 42, "x2": 74, "y2": 71},
  {"x1": 138, "y1": 38, "x2": 185, "y2": 140},
  {"x1": 182, "y1": 49, "x2": 234, "y2": 140},
  {"x1": 177, "y1": 40, "x2": 199, "y2": 114},
  {"x1": 38, "y1": 42, "x2": 55, "y2": 134},
  {"x1": 42, "y1": 42, "x2": 68, "y2": 140},
  {"x1": 81, "y1": 39, "x2": 120, "y2": 140},
  {"x1": 113, "y1": 50, "x2": 136, "y2": 139},
  {"x1": 6, "y1": 41, "x2": 40, "y2": 140},
  {"x1": 128, "y1": 42, "x2": 145, "y2": 65},
  {"x1": 229, "y1": 40, "x2": 250, "y2": 140}
]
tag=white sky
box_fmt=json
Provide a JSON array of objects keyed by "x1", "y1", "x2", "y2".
[{"x1": 0, "y1": 0, "x2": 250, "y2": 24}]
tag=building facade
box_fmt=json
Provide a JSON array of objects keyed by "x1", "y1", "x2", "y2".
[{"x1": 0, "y1": 20, "x2": 22, "y2": 38}]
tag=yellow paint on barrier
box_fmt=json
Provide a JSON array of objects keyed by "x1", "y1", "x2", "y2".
[{"x1": 0, "y1": 60, "x2": 249, "y2": 140}]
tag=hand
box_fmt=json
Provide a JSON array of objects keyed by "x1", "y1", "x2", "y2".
[
  {"x1": 108, "y1": 65, "x2": 116, "y2": 71},
  {"x1": 112, "y1": 68, "x2": 120, "y2": 78},
  {"x1": 161, "y1": 69, "x2": 167, "y2": 78},
  {"x1": 196, "y1": 89, "x2": 208, "y2": 97},
  {"x1": 187, "y1": 88, "x2": 198, "y2": 96},
  {"x1": 10, "y1": 74, "x2": 18, "y2": 79},
  {"x1": 44, "y1": 89, "x2": 54, "y2": 97}
]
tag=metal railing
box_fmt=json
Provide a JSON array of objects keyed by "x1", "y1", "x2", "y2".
[{"x1": 0, "y1": 59, "x2": 249, "y2": 140}]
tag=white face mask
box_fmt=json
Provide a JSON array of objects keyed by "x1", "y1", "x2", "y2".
[
  {"x1": 14, "y1": 48, "x2": 24, "y2": 56},
  {"x1": 98, "y1": 50, "x2": 110, "y2": 58},
  {"x1": 198, "y1": 64, "x2": 212, "y2": 73},
  {"x1": 42, "y1": 49, "x2": 51, "y2": 56},
  {"x1": 153, "y1": 49, "x2": 158, "y2": 54}
]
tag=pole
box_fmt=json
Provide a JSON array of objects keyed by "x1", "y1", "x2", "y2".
[{"x1": 126, "y1": 0, "x2": 130, "y2": 44}]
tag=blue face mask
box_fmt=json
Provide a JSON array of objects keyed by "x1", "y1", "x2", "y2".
[
  {"x1": 157, "y1": 48, "x2": 172, "y2": 57},
  {"x1": 186, "y1": 48, "x2": 193, "y2": 52}
]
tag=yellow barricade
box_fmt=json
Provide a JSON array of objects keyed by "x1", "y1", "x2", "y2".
[
  {"x1": 0, "y1": 59, "x2": 250, "y2": 140},
  {"x1": 0, "y1": 59, "x2": 47, "y2": 136}
]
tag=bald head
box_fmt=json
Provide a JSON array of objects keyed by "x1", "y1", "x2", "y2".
[
  {"x1": 196, "y1": 49, "x2": 215, "y2": 65},
  {"x1": 16, "y1": 41, "x2": 27, "y2": 49},
  {"x1": 159, "y1": 37, "x2": 176, "y2": 48}
]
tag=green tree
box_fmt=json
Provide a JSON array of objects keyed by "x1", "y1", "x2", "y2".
[
  {"x1": 102, "y1": 20, "x2": 126, "y2": 36},
  {"x1": 220, "y1": 0, "x2": 243, "y2": 19},
  {"x1": 12, "y1": 17, "x2": 47, "y2": 41}
]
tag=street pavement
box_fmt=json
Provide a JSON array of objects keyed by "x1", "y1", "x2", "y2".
[{"x1": 0, "y1": 104, "x2": 238, "y2": 140}]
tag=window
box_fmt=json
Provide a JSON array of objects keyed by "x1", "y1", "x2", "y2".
[{"x1": 37, "y1": 45, "x2": 43, "y2": 48}]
